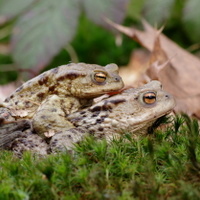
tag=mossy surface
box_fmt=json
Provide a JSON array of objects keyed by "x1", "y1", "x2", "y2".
[{"x1": 0, "y1": 115, "x2": 200, "y2": 200}]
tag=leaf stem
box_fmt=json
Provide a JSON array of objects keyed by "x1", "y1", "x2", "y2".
[{"x1": 64, "y1": 44, "x2": 79, "y2": 63}]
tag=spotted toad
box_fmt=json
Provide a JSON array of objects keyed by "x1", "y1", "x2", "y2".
[
  {"x1": 1, "y1": 81, "x2": 175, "y2": 155},
  {"x1": 50, "y1": 80, "x2": 175, "y2": 152},
  {"x1": 0, "y1": 63, "x2": 124, "y2": 136}
]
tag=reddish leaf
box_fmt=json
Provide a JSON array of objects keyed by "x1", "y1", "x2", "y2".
[
  {"x1": 119, "y1": 49, "x2": 149, "y2": 86},
  {"x1": 109, "y1": 20, "x2": 200, "y2": 118},
  {"x1": 0, "y1": 82, "x2": 17, "y2": 102}
]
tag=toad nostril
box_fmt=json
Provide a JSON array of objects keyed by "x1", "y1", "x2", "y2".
[{"x1": 115, "y1": 77, "x2": 120, "y2": 82}]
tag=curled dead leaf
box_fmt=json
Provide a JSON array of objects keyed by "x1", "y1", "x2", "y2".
[
  {"x1": 109, "y1": 20, "x2": 200, "y2": 118},
  {"x1": 119, "y1": 49, "x2": 149, "y2": 87}
]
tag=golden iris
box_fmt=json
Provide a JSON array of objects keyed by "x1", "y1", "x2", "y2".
[
  {"x1": 94, "y1": 72, "x2": 107, "y2": 83},
  {"x1": 143, "y1": 92, "x2": 156, "y2": 104}
]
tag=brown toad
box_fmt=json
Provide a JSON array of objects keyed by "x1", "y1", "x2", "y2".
[
  {"x1": 0, "y1": 63, "x2": 124, "y2": 136},
  {"x1": 50, "y1": 80, "x2": 175, "y2": 152},
  {"x1": 1, "y1": 81, "x2": 175, "y2": 155}
]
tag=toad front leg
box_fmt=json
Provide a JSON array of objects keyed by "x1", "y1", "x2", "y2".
[
  {"x1": 32, "y1": 95, "x2": 79, "y2": 138},
  {"x1": 5, "y1": 127, "x2": 86, "y2": 156},
  {"x1": 49, "y1": 128, "x2": 120, "y2": 153},
  {"x1": 49, "y1": 128, "x2": 87, "y2": 153}
]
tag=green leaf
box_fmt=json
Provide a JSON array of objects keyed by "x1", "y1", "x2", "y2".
[
  {"x1": 11, "y1": 0, "x2": 80, "y2": 72},
  {"x1": 142, "y1": 0, "x2": 175, "y2": 25},
  {"x1": 0, "y1": 0, "x2": 35, "y2": 23},
  {"x1": 183, "y1": 0, "x2": 200, "y2": 42},
  {"x1": 83, "y1": 0, "x2": 129, "y2": 29}
]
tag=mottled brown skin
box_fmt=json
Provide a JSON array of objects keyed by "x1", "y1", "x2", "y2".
[
  {"x1": 2, "y1": 81, "x2": 175, "y2": 156},
  {"x1": 0, "y1": 63, "x2": 124, "y2": 136},
  {"x1": 1, "y1": 63, "x2": 123, "y2": 118},
  {"x1": 50, "y1": 80, "x2": 175, "y2": 152}
]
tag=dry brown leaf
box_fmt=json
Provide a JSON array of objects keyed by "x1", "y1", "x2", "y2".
[
  {"x1": 108, "y1": 20, "x2": 200, "y2": 118},
  {"x1": 119, "y1": 49, "x2": 149, "y2": 86},
  {"x1": 0, "y1": 82, "x2": 17, "y2": 103}
]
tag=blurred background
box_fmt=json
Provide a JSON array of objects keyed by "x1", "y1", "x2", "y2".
[{"x1": 0, "y1": 0, "x2": 199, "y2": 83}]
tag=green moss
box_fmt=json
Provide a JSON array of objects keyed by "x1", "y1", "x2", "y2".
[{"x1": 0, "y1": 115, "x2": 200, "y2": 199}]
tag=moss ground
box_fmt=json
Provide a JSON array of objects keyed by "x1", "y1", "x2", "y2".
[{"x1": 0, "y1": 115, "x2": 200, "y2": 200}]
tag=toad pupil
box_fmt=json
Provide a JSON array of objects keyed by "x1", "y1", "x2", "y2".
[{"x1": 143, "y1": 92, "x2": 156, "y2": 104}]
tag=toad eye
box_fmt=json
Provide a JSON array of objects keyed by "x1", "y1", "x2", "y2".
[
  {"x1": 93, "y1": 72, "x2": 107, "y2": 84},
  {"x1": 143, "y1": 92, "x2": 156, "y2": 104}
]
